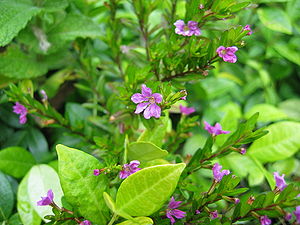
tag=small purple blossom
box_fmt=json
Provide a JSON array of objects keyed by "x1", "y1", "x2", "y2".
[
  {"x1": 13, "y1": 102, "x2": 28, "y2": 124},
  {"x1": 174, "y1": 20, "x2": 201, "y2": 36},
  {"x1": 216, "y1": 46, "x2": 238, "y2": 63},
  {"x1": 285, "y1": 213, "x2": 292, "y2": 221},
  {"x1": 212, "y1": 163, "x2": 230, "y2": 182},
  {"x1": 210, "y1": 210, "x2": 218, "y2": 220},
  {"x1": 260, "y1": 215, "x2": 272, "y2": 225},
  {"x1": 131, "y1": 84, "x2": 162, "y2": 119},
  {"x1": 37, "y1": 189, "x2": 54, "y2": 206},
  {"x1": 119, "y1": 160, "x2": 141, "y2": 179},
  {"x1": 166, "y1": 197, "x2": 186, "y2": 224},
  {"x1": 234, "y1": 198, "x2": 240, "y2": 204},
  {"x1": 94, "y1": 169, "x2": 100, "y2": 176},
  {"x1": 179, "y1": 105, "x2": 195, "y2": 115},
  {"x1": 274, "y1": 172, "x2": 287, "y2": 191},
  {"x1": 240, "y1": 148, "x2": 247, "y2": 155},
  {"x1": 204, "y1": 121, "x2": 230, "y2": 136},
  {"x1": 243, "y1": 25, "x2": 253, "y2": 35},
  {"x1": 80, "y1": 220, "x2": 92, "y2": 225},
  {"x1": 294, "y1": 206, "x2": 300, "y2": 224},
  {"x1": 195, "y1": 209, "x2": 201, "y2": 214}
]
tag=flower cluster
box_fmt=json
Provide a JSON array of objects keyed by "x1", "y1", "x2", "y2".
[
  {"x1": 13, "y1": 102, "x2": 28, "y2": 124},
  {"x1": 174, "y1": 20, "x2": 201, "y2": 36},
  {"x1": 212, "y1": 163, "x2": 230, "y2": 182}
]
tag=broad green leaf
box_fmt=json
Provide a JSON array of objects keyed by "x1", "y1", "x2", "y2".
[
  {"x1": 27, "y1": 165, "x2": 63, "y2": 221},
  {"x1": 25, "y1": 128, "x2": 49, "y2": 162},
  {"x1": 116, "y1": 217, "x2": 154, "y2": 225},
  {"x1": 287, "y1": 0, "x2": 300, "y2": 22},
  {"x1": 257, "y1": 8, "x2": 292, "y2": 34},
  {"x1": 0, "y1": 0, "x2": 41, "y2": 46},
  {"x1": 0, "y1": 146, "x2": 35, "y2": 178},
  {"x1": 279, "y1": 99, "x2": 300, "y2": 121},
  {"x1": 248, "y1": 122, "x2": 300, "y2": 163},
  {"x1": 8, "y1": 213, "x2": 22, "y2": 225},
  {"x1": 183, "y1": 134, "x2": 206, "y2": 156},
  {"x1": 0, "y1": 45, "x2": 47, "y2": 79},
  {"x1": 17, "y1": 175, "x2": 41, "y2": 225},
  {"x1": 116, "y1": 164, "x2": 186, "y2": 217},
  {"x1": 56, "y1": 144, "x2": 109, "y2": 225},
  {"x1": 0, "y1": 171, "x2": 14, "y2": 221},
  {"x1": 245, "y1": 104, "x2": 288, "y2": 123},
  {"x1": 127, "y1": 142, "x2": 168, "y2": 162},
  {"x1": 42, "y1": 0, "x2": 69, "y2": 12},
  {"x1": 273, "y1": 42, "x2": 300, "y2": 66}
]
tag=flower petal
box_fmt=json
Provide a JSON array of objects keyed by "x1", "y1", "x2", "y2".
[
  {"x1": 152, "y1": 93, "x2": 163, "y2": 103},
  {"x1": 131, "y1": 93, "x2": 147, "y2": 104},
  {"x1": 149, "y1": 103, "x2": 161, "y2": 118},
  {"x1": 141, "y1": 84, "x2": 152, "y2": 97},
  {"x1": 135, "y1": 103, "x2": 149, "y2": 114}
]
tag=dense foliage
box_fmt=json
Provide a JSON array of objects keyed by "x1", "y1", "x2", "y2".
[{"x1": 0, "y1": 0, "x2": 300, "y2": 225}]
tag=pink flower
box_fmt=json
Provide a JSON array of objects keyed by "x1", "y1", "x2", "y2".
[
  {"x1": 195, "y1": 209, "x2": 201, "y2": 214},
  {"x1": 204, "y1": 121, "x2": 230, "y2": 136},
  {"x1": 179, "y1": 105, "x2": 195, "y2": 115},
  {"x1": 294, "y1": 206, "x2": 300, "y2": 224},
  {"x1": 210, "y1": 210, "x2": 218, "y2": 219},
  {"x1": 37, "y1": 189, "x2": 54, "y2": 206},
  {"x1": 216, "y1": 46, "x2": 238, "y2": 63},
  {"x1": 13, "y1": 102, "x2": 28, "y2": 124},
  {"x1": 166, "y1": 197, "x2": 186, "y2": 224},
  {"x1": 260, "y1": 215, "x2": 272, "y2": 225},
  {"x1": 80, "y1": 220, "x2": 92, "y2": 225},
  {"x1": 212, "y1": 163, "x2": 230, "y2": 182},
  {"x1": 131, "y1": 84, "x2": 162, "y2": 119},
  {"x1": 243, "y1": 25, "x2": 253, "y2": 35},
  {"x1": 119, "y1": 160, "x2": 141, "y2": 179},
  {"x1": 234, "y1": 198, "x2": 240, "y2": 204},
  {"x1": 94, "y1": 169, "x2": 100, "y2": 176},
  {"x1": 274, "y1": 172, "x2": 287, "y2": 191},
  {"x1": 174, "y1": 20, "x2": 201, "y2": 36}
]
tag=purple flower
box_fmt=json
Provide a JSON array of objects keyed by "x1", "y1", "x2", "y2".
[
  {"x1": 131, "y1": 84, "x2": 162, "y2": 119},
  {"x1": 243, "y1": 25, "x2": 253, "y2": 35},
  {"x1": 240, "y1": 148, "x2": 247, "y2": 155},
  {"x1": 94, "y1": 169, "x2": 100, "y2": 176},
  {"x1": 210, "y1": 210, "x2": 218, "y2": 220},
  {"x1": 204, "y1": 121, "x2": 230, "y2": 136},
  {"x1": 274, "y1": 172, "x2": 287, "y2": 191},
  {"x1": 119, "y1": 160, "x2": 141, "y2": 179},
  {"x1": 179, "y1": 105, "x2": 195, "y2": 115},
  {"x1": 216, "y1": 46, "x2": 238, "y2": 63},
  {"x1": 174, "y1": 20, "x2": 201, "y2": 36},
  {"x1": 180, "y1": 90, "x2": 187, "y2": 100},
  {"x1": 294, "y1": 206, "x2": 300, "y2": 224},
  {"x1": 234, "y1": 198, "x2": 240, "y2": 204},
  {"x1": 80, "y1": 220, "x2": 92, "y2": 225},
  {"x1": 260, "y1": 215, "x2": 272, "y2": 225},
  {"x1": 13, "y1": 102, "x2": 28, "y2": 124},
  {"x1": 212, "y1": 163, "x2": 230, "y2": 182},
  {"x1": 285, "y1": 213, "x2": 292, "y2": 221},
  {"x1": 195, "y1": 209, "x2": 201, "y2": 214},
  {"x1": 37, "y1": 189, "x2": 54, "y2": 206},
  {"x1": 166, "y1": 197, "x2": 186, "y2": 224}
]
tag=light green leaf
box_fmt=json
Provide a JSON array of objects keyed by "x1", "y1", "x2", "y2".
[
  {"x1": 103, "y1": 192, "x2": 116, "y2": 213},
  {"x1": 56, "y1": 144, "x2": 109, "y2": 225},
  {"x1": 0, "y1": 171, "x2": 14, "y2": 221},
  {"x1": 116, "y1": 217, "x2": 153, "y2": 225},
  {"x1": 279, "y1": 99, "x2": 300, "y2": 121},
  {"x1": 248, "y1": 121, "x2": 300, "y2": 163},
  {"x1": 0, "y1": 0, "x2": 41, "y2": 46},
  {"x1": 27, "y1": 165, "x2": 64, "y2": 221},
  {"x1": 0, "y1": 45, "x2": 47, "y2": 79},
  {"x1": 116, "y1": 164, "x2": 186, "y2": 217},
  {"x1": 245, "y1": 104, "x2": 288, "y2": 123},
  {"x1": 42, "y1": 0, "x2": 69, "y2": 12},
  {"x1": 17, "y1": 175, "x2": 41, "y2": 225},
  {"x1": 127, "y1": 142, "x2": 168, "y2": 162},
  {"x1": 183, "y1": 134, "x2": 206, "y2": 156},
  {"x1": 257, "y1": 8, "x2": 292, "y2": 34},
  {"x1": 0, "y1": 146, "x2": 35, "y2": 178},
  {"x1": 272, "y1": 158, "x2": 299, "y2": 176},
  {"x1": 273, "y1": 42, "x2": 300, "y2": 66}
]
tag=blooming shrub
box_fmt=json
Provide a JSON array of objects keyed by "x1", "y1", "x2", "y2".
[{"x1": 0, "y1": 0, "x2": 300, "y2": 225}]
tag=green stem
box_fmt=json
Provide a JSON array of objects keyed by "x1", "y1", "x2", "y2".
[{"x1": 108, "y1": 213, "x2": 119, "y2": 225}]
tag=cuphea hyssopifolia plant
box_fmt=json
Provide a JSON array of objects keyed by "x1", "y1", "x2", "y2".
[{"x1": 5, "y1": 1, "x2": 300, "y2": 225}]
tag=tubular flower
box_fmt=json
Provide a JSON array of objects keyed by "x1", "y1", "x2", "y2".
[
  {"x1": 174, "y1": 20, "x2": 201, "y2": 36},
  {"x1": 119, "y1": 160, "x2": 141, "y2": 179},
  {"x1": 131, "y1": 84, "x2": 162, "y2": 119},
  {"x1": 212, "y1": 163, "x2": 230, "y2": 182},
  {"x1": 294, "y1": 206, "x2": 300, "y2": 224},
  {"x1": 204, "y1": 121, "x2": 230, "y2": 136},
  {"x1": 166, "y1": 197, "x2": 186, "y2": 224},
  {"x1": 260, "y1": 215, "x2": 272, "y2": 225},
  {"x1": 179, "y1": 105, "x2": 195, "y2": 115},
  {"x1": 37, "y1": 189, "x2": 54, "y2": 206},
  {"x1": 210, "y1": 210, "x2": 218, "y2": 220},
  {"x1": 216, "y1": 46, "x2": 238, "y2": 63},
  {"x1": 274, "y1": 172, "x2": 287, "y2": 191}
]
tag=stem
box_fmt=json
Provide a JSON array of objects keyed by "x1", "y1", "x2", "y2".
[{"x1": 108, "y1": 213, "x2": 119, "y2": 225}]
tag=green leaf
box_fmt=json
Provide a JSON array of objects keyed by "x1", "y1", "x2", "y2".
[
  {"x1": 0, "y1": 146, "x2": 36, "y2": 178},
  {"x1": 245, "y1": 104, "x2": 288, "y2": 123},
  {"x1": 56, "y1": 144, "x2": 109, "y2": 225},
  {"x1": 65, "y1": 103, "x2": 91, "y2": 130},
  {"x1": 0, "y1": 171, "x2": 14, "y2": 221},
  {"x1": 248, "y1": 121, "x2": 300, "y2": 163},
  {"x1": 8, "y1": 213, "x2": 22, "y2": 225},
  {"x1": 279, "y1": 99, "x2": 300, "y2": 121},
  {"x1": 0, "y1": 0, "x2": 41, "y2": 46},
  {"x1": 127, "y1": 142, "x2": 168, "y2": 162},
  {"x1": 257, "y1": 8, "x2": 292, "y2": 34},
  {"x1": 17, "y1": 175, "x2": 41, "y2": 225},
  {"x1": 116, "y1": 164, "x2": 186, "y2": 217},
  {"x1": 116, "y1": 217, "x2": 154, "y2": 225},
  {"x1": 273, "y1": 42, "x2": 300, "y2": 66},
  {"x1": 0, "y1": 45, "x2": 47, "y2": 79},
  {"x1": 103, "y1": 192, "x2": 116, "y2": 213},
  {"x1": 27, "y1": 165, "x2": 64, "y2": 221},
  {"x1": 25, "y1": 128, "x2": 49, "y2": 162},
  {"x1": 42, "y1": 0, "x2": 69, "y2": 12}
]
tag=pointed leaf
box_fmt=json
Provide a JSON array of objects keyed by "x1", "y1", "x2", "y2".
[
  {"x1": 127, "y1": 142, "x2": 168, "y2": 162},
  {"x1": 0, "y1": 171, "x2": 14, "y2": 221}
]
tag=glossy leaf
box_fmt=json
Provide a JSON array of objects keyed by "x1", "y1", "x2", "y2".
[
  {"x1": 116, "y1": 163, "x2": 185, "y2": 217},
  {"x1": 0, "y1": 146, "x2": 35, "y2": 178},
  {"x1": 0, "y1": 171, "x2": 14, "y2": 221},
  {"x1": 116, "y1": 217, "x2": 154, "y2": 225},
  {"x1": 17, "y1": 175, "x2": 41, "y2": 225},
  {"x1": 27, "y1": 165, "x2": 63, "y2": 221},
  {"x1": 127, "y1": 142, "x2": 168, "y2": 162},
  {"x1": 56, "y1": 144, "x2": 109, "y2": 225}
]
